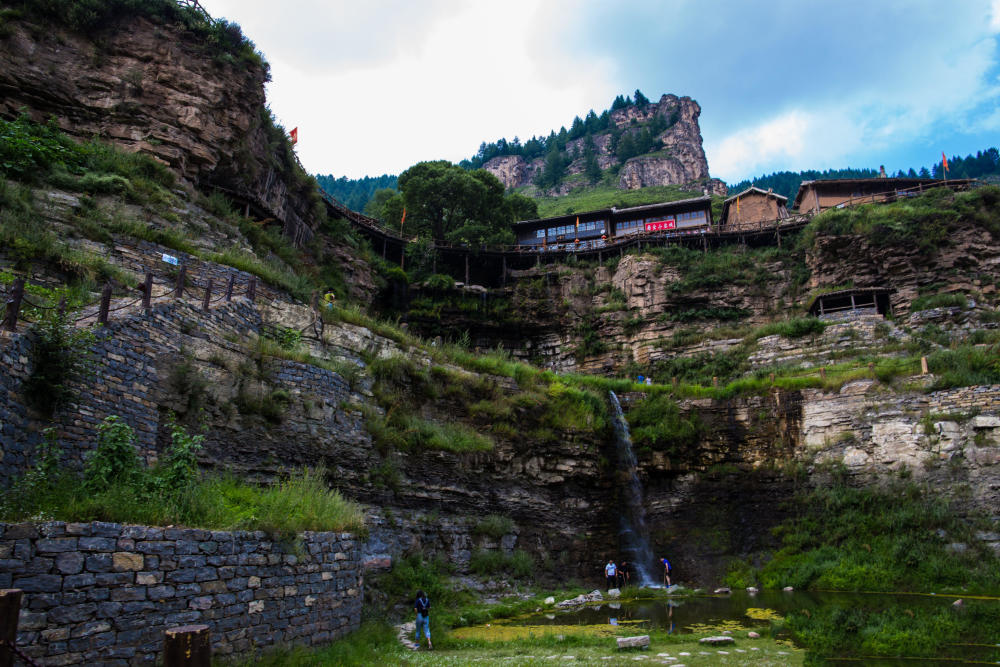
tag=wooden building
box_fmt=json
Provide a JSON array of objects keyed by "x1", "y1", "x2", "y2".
[
  {"x1": 513, "y1": 196, "x2": 713, "y2": 251},
  {"x1": 792, "y1": 177, "x2": 977, "y2": 215},
  {"x1": 721, "y1": 186, "x2": 788, "y2": 228},
  {"x1": 807, "y1": 287, "x2": 893, "y2": 318}
]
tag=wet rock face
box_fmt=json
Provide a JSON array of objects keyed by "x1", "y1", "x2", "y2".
[{"x1": 0, "y1": 14, "x2": 316, "y2": 242}]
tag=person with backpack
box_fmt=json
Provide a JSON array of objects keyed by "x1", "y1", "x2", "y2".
[
  {"x1": 660, "y1": 557, "x2": 672, "y2": 586},
  {"x1": 413, "y1": 590, "x2": 432, "y2": 650}
]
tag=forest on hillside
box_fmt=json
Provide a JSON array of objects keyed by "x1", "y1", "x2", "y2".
[
  {"x1": 315, "y1": 174, "x2": 398, "y2": 213},
  {"x1": 730, "y1": 148, "x2": 1000, "y2": 204}
]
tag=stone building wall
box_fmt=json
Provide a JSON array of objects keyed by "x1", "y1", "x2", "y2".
[{"x1": 0, "y1": 521, "x2": 362, "y2": 665}]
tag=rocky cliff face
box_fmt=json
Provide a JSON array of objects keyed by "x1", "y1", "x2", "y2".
[
  {"x1": 483, "y1": 94, "x2": 724, "y2": 194},
  {"x1": 0, "y1": 12, "x2": 317, "y2": 243}
]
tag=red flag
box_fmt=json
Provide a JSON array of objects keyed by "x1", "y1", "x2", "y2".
[
  {"x1": 401, "y1": 208, "x2": 406, "y2": 226},
  {"x1": 290, "y1": 127, "x2": 298, "y2": 145},
  {"x1": 941, "y1": 151, "x2": 949, "y2": 174}
]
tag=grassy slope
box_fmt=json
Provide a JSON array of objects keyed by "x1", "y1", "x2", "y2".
[{"x1": 530, "y1": 181, "x2": 721, "y2": 218}]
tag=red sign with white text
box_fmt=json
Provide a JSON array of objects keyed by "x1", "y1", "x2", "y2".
[{"x1": 645, "y1": 219, "x2": 676, "y2": 231}]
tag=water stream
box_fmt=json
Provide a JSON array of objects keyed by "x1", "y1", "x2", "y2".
[{"x1": 608, "y1": 391, "x2": 657, "y2": 587}]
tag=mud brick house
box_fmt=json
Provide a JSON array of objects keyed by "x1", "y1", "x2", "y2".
[
  {"x1": 721, "y1": 186, "x2": 789, "y2": 228},
  {"x1": 792, "y1": 177, "x2": 977, "y2": 214}
]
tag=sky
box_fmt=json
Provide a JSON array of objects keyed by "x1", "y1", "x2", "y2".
[{"x1": 199, "y1": 0, "x2": 1000, "y2": 184}]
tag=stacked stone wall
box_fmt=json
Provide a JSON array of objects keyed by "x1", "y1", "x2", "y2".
[{"x1": 0, "y1": 521, "x2": 362, "y2": 665}]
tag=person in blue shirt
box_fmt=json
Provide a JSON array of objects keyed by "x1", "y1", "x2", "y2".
[
  {"x1": 414, "y1": 590, "x2": 432, "y2": 650},
  {"x1": 660, "y1": 557, "x2": 672, "y2": 586}
]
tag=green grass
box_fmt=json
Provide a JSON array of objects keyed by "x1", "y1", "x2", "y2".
[
  {"x1": 1, "y1": 419, "x2": 364, "y2": 536},
  {"x1": 757, "y1": 480, "x2": 1000, "y2": 594},
  {"x1": 800, "y1": 185, "x2": 1000, "y2": 252},
  {"x1": 531, "y1": 183, "x2": 710, "y2": 218},
  {"x1": 909, "y1": 291, "x2": 968, "y2": 311}
]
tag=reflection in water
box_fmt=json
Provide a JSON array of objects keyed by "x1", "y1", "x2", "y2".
[{"x1": 510, "y1": 590, "x2": 1000, "y2": 662}]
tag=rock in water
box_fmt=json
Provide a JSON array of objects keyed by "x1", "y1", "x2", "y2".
[
  {"x1": 699, "y1": 636, "x2": 735, "y2": 645},
  {"x1": 607, "y1": 588, "x2": 621, "y2": 598},
  {"x1": 544, "y1": 596, "x2": 555, "y2": 604},
  {"x1": 617, "y1": 635, "x2": 650, "y2": 650},
  {"x1": 714, "y1": 588, "x2": 731, "y2": 594}
]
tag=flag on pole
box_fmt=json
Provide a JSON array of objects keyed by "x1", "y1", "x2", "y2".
[
  {"x1": 290, "y1": 127, "x2": 298, "y2": 145},
  {"x1": 941, "y1": 151, "x2": 949, "y2": 175},
  {"x1": 401, "y1": 208, "x2": 406, "y2": 226}
]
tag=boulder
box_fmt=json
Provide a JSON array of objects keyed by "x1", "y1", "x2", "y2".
[
  {"x1": 746, "y1": 587, "x2": 759, "y2": 594},
  {"x1": 699, "y1": 636, "x2": 735, "y2": 645},
  {"x1": 782, "y1": 587, "x2": 794, "y2": 592},
  {"x1": 748, "y1": 631, "x2": 761, "y2": 639},
  {"x1": 544, "y1": 596, "x2": 555, "y2": 605},
  {"x1": 607, "y1": 588, "x2": 621, "y2": 599},
  {"x1": 713, "y1": 587, "x2": 731, "y2": 594},
  {"x1": 617, "y1": 635, "x2": 650, "y2": 650}
]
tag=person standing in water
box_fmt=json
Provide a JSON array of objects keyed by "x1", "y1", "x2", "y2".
[{"x1": 414, "y1": 589, "x2": 432, "y2": 650}]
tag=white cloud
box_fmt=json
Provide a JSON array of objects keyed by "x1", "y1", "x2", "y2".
[
  {"x1": 201, "y1": 0, "x2": 616, "y2": 178},
  {"x1": 991, "y1": 0, "x2": 1000, "y2": 31}
]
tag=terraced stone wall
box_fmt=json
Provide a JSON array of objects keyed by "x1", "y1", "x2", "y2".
[{"x1": 0, "y1": 521, "x2": 362, "y2": 665}]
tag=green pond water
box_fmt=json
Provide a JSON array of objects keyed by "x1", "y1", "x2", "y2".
[{"x1": 505, "y1": 590, "x2": 1000, "y2": 664}]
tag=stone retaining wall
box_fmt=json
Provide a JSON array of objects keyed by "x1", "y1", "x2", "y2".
[{"x1": 0, "y1": 521, "x2": 362, "y2": 665}]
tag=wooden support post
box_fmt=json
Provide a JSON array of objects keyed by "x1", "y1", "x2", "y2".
[
  {"x1": 819, "y1": 367, "x2": 826, "y2": 379},
  {"x1": 202, "y1": 278, "x2": 213, "y2": 311},
  {"x1": 776, "y1": 230, "x2": 782, "y2": 248},
  {"x1": 921, "y1": 356, "x2": 929, "y2": 375},
  {"x1": 175, "y1": 265, "x2": 187, "y2": 299},
  {"x1": 0, "y1": 589, "x2": 23, "y2": 667},
  {"x1": 225, "y1": 275, "x2": 235, "y2": 301},
  {"x1": 501, "y1": 256, "x2": 507, "y2": 287},
  {"x1": 247, "y1": 277, "x2": 256, "y2": 302},
  {"x1": 400, "y1": 246, "x2": 405, "y2": 271},
  {"x1": 98, "y1": 283, "x2": 112, "y2": 326},
  {"x1": 712, "y1": 376, "x2": 718, "y2": 387},
  {"x1": 143, "y1": 273, "x2": 153, "y2": 312},
  {"x1": 382, "y1": 239, "x2": 386, "y2": 259},
  {"x1": 164, "y1": 624, "x2": 211, "y2": 667},
  {"x1": 850, "y1": 293, "x2": 856, "y2": 311},
  {"x1": 244, "y1": 202, "x2": 250, "y2": 218},
  {"x1": 2, "y1": 278, "x2": 25, "y2": 332},
  {"x1": 671, "y1": 377, "x2": 678, "y2": 389},
  {"x1": 465, "y1": 254, "x2": 470, "y2": 286}
]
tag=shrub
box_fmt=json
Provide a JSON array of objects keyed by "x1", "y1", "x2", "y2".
[
  {"x1": 22, "y1": 312, "x2": 95, "y2": 417},
  {"x1": 469, "y1": 549, "x2": 534, "y2": 579},
  {"x1": 627, "y1": 394, "x2": 704, "y2": 453},
  {"x1": 909, "y1": 292, "x2": 968, "y2": 312},
  {"x1": 474, "y1": 515, "x2": 514, "y2": 539},
  {"x1": 84, "y1": 416, "x2": 140, "y2": 493}
]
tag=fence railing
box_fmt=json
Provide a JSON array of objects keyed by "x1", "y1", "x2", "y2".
[{"x1": 1, "y1": 269, "x2": 258, "y2": 333}]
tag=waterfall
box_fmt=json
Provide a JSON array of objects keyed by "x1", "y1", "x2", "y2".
[{"x1": 609, "y1": 391, "x2": 657, "y2": 587}]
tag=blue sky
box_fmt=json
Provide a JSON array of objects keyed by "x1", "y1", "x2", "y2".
[{"x1": 200, "y1": 0, "x2": 1000, "y2": 183}]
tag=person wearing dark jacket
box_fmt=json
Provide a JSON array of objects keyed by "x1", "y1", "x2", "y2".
[{"x1": 414, "y1": 590, "x2": 432, "y2": 649}]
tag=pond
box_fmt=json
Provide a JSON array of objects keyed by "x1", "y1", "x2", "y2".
[{"x1": 481, "y1": 590, "x2": 1000, "y2": 663}]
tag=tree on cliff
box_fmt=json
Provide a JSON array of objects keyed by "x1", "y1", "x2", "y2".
[{"x1": 367, "y1": 161, "x2": 534, "y2": 246}]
